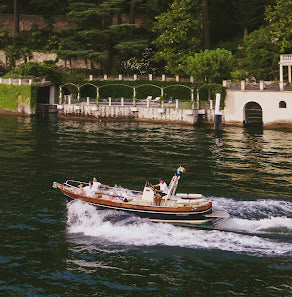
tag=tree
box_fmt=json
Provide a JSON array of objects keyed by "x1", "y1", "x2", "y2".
[
  {"x1": 13, "y1": 0, "x2": 19, "y2": 35},
  {"x1": 265, "y1": 0, "x2": 292, "y2": 53},
  {"x1": 242, "y1": 27, "x2": 279, "y2": 80},
  {"x1": 184, "y1": 48, "x2": 233, "y2": 83},
  {"x1": 232, "y1": 0, "x2": 266, "y2": 37},
  {"x1": 202, "y1": 0, "x2": 210, "y2": 49},
  {"x1": 152, "y1": 0, "x2": 202, "y2": 75}
]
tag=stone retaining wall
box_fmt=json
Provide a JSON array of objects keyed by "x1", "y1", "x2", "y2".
[{"x1": 59, "y1": 104, "x2": 209, "y2": 124}]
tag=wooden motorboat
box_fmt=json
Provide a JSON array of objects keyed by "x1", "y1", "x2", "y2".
[{"x1": 53, "y1": 166, "x2": 229, "y2": 226}]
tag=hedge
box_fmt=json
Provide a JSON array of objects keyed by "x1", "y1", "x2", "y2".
[
  {"x1": 0, "y1": 84, "x2": 39, "y2": 112},
  {"x1": 64, "y1": 80, "x2": 224, "y2": 100}
]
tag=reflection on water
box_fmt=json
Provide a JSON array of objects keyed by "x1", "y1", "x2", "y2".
[{"x1": 0, "y1": 114, "x2": 291, "y2": 296}]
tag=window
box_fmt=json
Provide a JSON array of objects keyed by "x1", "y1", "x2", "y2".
[{"x1": 279, "y1": 101, "x2": 286, "y2": 108}]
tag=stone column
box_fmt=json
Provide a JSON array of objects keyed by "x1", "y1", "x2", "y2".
[
  {"x1": 279, "y1": 64, "x2": 283, "y2": 83},
  {"x1": 87, "y1": 97, "x2": 90, "y2": 105},
  {"x1": 175, "y1": 75, "x2": 179, "y2": 82},
  {"x1": 119, "y1": 74, "x2": 123, "y2": 80},
  {"x1": 121, "y1": 97, "x2": 124, "y2": 106},
  {"x1": 89, "y1": 75, "x2": 93, "y2": 81},
  {"x1": 149, "y1": 74, "x2": 153, "y2": 81},
  {"x1": 50, "y1": 86, "x2": 56, "y2": 105},
  {"x1": 288, "y1": 65, "x2": 292, "y2": 83},
  {"x1": 241, "y1": 80, "x2": 245, "y2": 91},
  {"x1": 104, "y1": 74, "x2": 108, "y2": 80},
  {"x1": 133, "y1": 74, "x2": 137, "y2": 81},
  {"x1": 162, "y1": 74, "x2": 166, "y2": 81},
  {"x1": 260, "y1": 80, "x2": 264, "y2": 91},
  {"x1": 108, "y1": 97, "x2": 112, "y2": 106},
  {"x1": 175, "y1": 99, "x2": 179, "y2": 109},
  {"x1": 190, "y1": 76, "x2": 194, "y2": 83}
]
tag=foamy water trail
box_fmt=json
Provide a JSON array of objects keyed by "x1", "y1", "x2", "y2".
[{"x1": 66, "y1": 200, "x2": 292, "y2": 257}]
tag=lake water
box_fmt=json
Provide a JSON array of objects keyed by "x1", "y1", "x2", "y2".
[{"x1": 0, "y1": 114, "x2": 291, "y2": 296}]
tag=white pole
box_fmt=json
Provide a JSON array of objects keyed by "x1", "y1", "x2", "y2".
[{"x1": 215, "y1": 93, "x2": 221, "y2": 115}]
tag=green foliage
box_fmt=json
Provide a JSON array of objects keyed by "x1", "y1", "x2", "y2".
[
  {"x1": 0, "y1": 84, "x2": 38, "y2": 111},
  {"x1": 184, "y1": 49, "x2": 234, "y2": 83},
  {"x1": 231, "y1": 70, "x2": 248, "y2": 81},
  {"x1": 243, "y1": 27, "x2": 279, "y2": 80},
  {"x1": 152, "y1": 0, "x2": 202, "y2": 75},
  {"x1": 265, "y1": 0, "x2": 292, "y2": 53},
  {"x1": 5, "y1": 61, "x2": 64, "y2": 85}
]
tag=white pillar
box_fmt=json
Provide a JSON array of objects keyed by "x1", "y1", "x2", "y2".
[
  {"x1": 240, "y1": 80, "x2": 245, "y2": 91},
  {"x1": 162, "y1": 74, "x2": 166, "y2": 81},
  {"x1": 121, "y1": 97, "x2": 124, "y2": 106},
  {"x1": 50, "y1": 86, "x2": 56, "y2": 105},
  {"x1": 279, "y1": 64, "x2": 283, "y2": 82},
  {"x1": 175, "y1": 99, "x2": 179, "y2": 109},
  {"x1": 147, "y1": 98, "x2": 150, "y2": 108},
  {"x1": 119, "y1": 74, "x2": 122, "y2": 80},
  {"x1": 149, "y1": 74, "x2": 153, "y2": 81},
  {"x1": 18, "y1": 79, "x2": 22, "y2": 85},
  {"x1": 104, "y1": 74, "x2": 108, "y2": 80},
  {"x1": 215, "y1": 93, "x2": 221, "y2": 115},
  {"x1": 259, "y1": 80, "x2": 264, "y2": 91},
  {"x1": 86, "y1": 97, "x2": 90, "y2": 105},
  {"x1": 288, "y1": 65, "x2": 292, "y2": 83},
  {"x1": 210, "y1": 100, "x2": 213, "y2": 110},
  {"x1": 161, "y1": 100, "x2": 164, "y2": 109},
  {"x1": 68, "y1": 95, "x2": 72, "y2": 104},
  {"x1": 108, "y1": 97, "x2": 112, "y2": 106},
  {"x1": 8, "y1": 78, "x2": 12, "y2": 85},
  {"x1": 175, "y1": 75, "x2": 179, "y2": 82},
  {"x1": 133, "y1": 74, "x2": 137, "y2": 80},
  {"x1": 89, "y1": 75, "x2": 93, "y2": 81},
  {"x1": 29, "y1": 79, "x2": 32, "y2": 85},
  {"x1": 222, "y1": 80, "x2": 227, "y2": 87},
  {"x1": 190, "y1": 76, "x2": 194, "y2": 83}
]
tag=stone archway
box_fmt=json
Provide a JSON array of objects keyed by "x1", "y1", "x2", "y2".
[{"x1": 244, "y1": 101, "x2": 263, "y2": 126}]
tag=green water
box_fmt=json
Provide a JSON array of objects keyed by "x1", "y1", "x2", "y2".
[{"x1": 0, "y1": 114, "x2": 291, "y2": 296}]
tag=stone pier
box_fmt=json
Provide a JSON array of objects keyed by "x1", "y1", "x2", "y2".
[{"x1": 59, "y1": 104, "x2": 204, "y2": 124}]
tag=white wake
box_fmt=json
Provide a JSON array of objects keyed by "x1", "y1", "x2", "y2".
[{"x1": 66, "y1": 200, "x2": 292, "y2": 257}]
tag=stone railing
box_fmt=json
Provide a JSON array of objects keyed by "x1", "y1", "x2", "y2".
[
  {"x1": 280, "y1": 54, "x2": 292, "y2": 63},
  {"x1": 0, "y1": 77, "x2": 50, "y2": 86},
  {"x1": 223, "y1": 80, "x2": 292, "y2": 92},
  {"x1": 88, "y1": 74, "x2": 194, "y2": 83}
]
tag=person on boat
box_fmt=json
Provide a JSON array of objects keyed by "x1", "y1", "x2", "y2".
[
  {"x1": 92, "y1": 177, "x2": 111, "y2": 191},
  {"x1": 152, "y1": 178, "x2": 168, "y2": 205},
  {"x1": 79, "y1": 181, "x2": 96, "y2": 197}
]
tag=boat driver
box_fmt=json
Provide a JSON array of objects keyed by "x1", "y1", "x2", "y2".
[
  {"x1": 92, "y1": 177, "x2": 111, "y2": 191},
  {"x1": 152, "y1": 178, "x2": 168, "y2": 206}
]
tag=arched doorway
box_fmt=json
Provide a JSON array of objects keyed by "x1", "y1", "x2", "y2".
[{"x1": 244, "y1": 102, "x2": 263, "y2": 126}]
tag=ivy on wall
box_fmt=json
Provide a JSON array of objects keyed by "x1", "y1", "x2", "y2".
[{"x1": 0, "y1": 85, "x2": 39, "y2": 111}]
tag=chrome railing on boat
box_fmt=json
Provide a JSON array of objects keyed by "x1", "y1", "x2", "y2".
[{"x1": 64, "y1": 180, "x2": 88, "y2": 188}]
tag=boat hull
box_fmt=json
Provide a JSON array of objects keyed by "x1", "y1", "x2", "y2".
[{"x1": 64, "y1": 193, "x2": 213, "y2": 224}]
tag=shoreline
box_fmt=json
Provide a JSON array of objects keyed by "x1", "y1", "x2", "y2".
[{"x1": 1, "y1": 108, "x2": 292, "y2": 131}]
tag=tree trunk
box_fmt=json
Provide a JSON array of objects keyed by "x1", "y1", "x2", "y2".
[
  {"x1": 244, "y1": 27, "x2": 248, "y2": 37},
  {"x1": 13, "y1": 0, "x2": 19, "y2": 36},
  {"x1": 202, "y1": 0, "x2": 210, "y2": 49}
]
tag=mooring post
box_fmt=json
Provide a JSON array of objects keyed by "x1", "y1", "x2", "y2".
[
  {"x1": 214, "y1": 93, "x2": 222, "y2": 130},
  {"x1": 59, "y1": 86, "x2": 62, "y2": 104}
]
